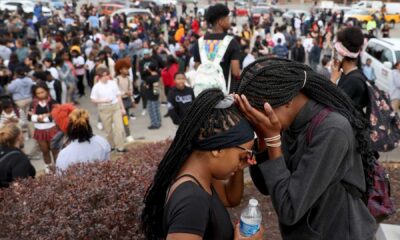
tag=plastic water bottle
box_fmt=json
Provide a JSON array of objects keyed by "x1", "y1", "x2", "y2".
[{"x1": 240, "y1": 198, "x2": 262, "y2": 237}]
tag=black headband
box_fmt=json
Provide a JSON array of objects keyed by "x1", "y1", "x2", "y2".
[{"x1": 193, "y1": 119, "x2": 255, "y2": 151}]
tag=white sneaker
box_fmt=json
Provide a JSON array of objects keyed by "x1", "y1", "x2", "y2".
[
  {"x1": 44, "y1": 164, "x2": 51, "y2": 174},
  {"x1": 141, "y1": 110, "x2": 147, "y2": 116},
  {"x1": 97, "y1": 122, "x2": 103, "y2": 130},
  {"x1": 126, "y1": 136, "x2": 135, "y2": 143}
]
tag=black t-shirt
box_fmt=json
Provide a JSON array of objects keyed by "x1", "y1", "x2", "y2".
[
  {"x1": 192, "y1": 32, "x2": 241, "y2": 88},
  {"x1": 167, "y1": 86, "x2": 195, "y2": 125},
  {"x1": 163, "y1": 181, "x2": 234, "y2": 240},
  {"x1": 337, "y1": 69, "x2": 369, "y2": 113}
]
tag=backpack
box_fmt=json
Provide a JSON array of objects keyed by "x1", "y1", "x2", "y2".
[
  {"x1": 193, "y1": 35, "x2": 233, "y2": 97},
  {"x1": 307, "y1": 108, "x2": 396, "y2": 222},
  {"x1": 364, "y1": 80, "x2": 400, "y2": 152}
]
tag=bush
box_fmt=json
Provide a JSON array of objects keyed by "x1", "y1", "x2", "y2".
[{"x1": 0, "y1": 141, "x2": 170, "y2": 239}]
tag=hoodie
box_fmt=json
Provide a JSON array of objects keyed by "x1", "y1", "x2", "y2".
[{"x1": 7, "y1": 77, "x2": 35, "y2": 101}]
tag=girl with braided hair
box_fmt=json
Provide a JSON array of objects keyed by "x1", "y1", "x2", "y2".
[
  {"x1": 141, "y1": 89, "x2": 263, "y2": 240},
  {"x1": 236, "y1": 58, "x2": 376, "y2": 240}
]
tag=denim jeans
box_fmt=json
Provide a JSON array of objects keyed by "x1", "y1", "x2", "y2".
[{"x1": 148, "y1": 100, "x2": 161, "y2": 127}]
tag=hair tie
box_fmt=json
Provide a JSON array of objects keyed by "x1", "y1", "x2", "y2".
[
  {"x1": 302, "y1": 71, "x2": 307, "y2": 89},
  {"x1": 214, "y1": 95, "x2": 234, "y2": 109}
]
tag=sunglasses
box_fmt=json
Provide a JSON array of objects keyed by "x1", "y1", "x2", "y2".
[{"x1": 235, "y1": 146, "x2": 257, "y2": 160}]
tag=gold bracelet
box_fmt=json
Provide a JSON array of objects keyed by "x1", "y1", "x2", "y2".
[
  {"x1": 266, "y1": 142, "x2": 282, "y2": 148},
  {"x1": 264, "y1": 135, "x2": 281, "y2": 143}
]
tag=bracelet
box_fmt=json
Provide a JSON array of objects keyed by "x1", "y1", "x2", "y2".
[
  {"x1": 264, "y1": 135, "x2": 281, "y2": 143},
  {"x1": 266, "y1": 141, "x2": 282, "y2": 148}
]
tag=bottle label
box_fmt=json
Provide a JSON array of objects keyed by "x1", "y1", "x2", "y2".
[{"x1": 240, "y1": 219, "x2": 260, "y2": 237}]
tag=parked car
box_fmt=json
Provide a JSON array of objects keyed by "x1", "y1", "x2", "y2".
[
  {"x1": 0, "y1": 0, "x2": 52, "y2": 16},
  {"x1": 282, "y1": 10, "x2": 310, "y2": 24},
  {"x1": 110, "y1": 8, "x2": 154, "y2": 21},
  {"x1": 99, "y1": 3, "x2": 124, "y2": 15},
  {"x1": 343, "y1": 9, "x2": 373, "y2": 28},
  {"x1": 251, "y1": 7, "x2": 272, "y2": 25},
  {"x1": 255, "y1": 2, "x2": 283, "y2": 16},
  {"x1": 361, "y1": 38, "x2": 400, "y2": 93}
]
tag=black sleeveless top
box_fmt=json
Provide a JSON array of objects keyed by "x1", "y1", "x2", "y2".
[{"x1": 163, "y1": 174, "x2": 234, "y2": 239}]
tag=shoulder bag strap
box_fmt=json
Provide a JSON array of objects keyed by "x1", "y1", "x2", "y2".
[
  {"x1": 306, "y1": 107, "x2": 332, "y2": 145},
  {"x1": 198, "y1": 37, "x2": 208, "y2": 63}
]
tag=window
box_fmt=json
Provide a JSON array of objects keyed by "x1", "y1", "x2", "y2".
[
  {"x1": 366, "y1": 42, "x2": 376, "y2": 56},
  {"x1": 381, "y1": 47, "x2": 394, "y2": 64},
  {"x1": 395, "y1": 51, "x2": 400, "y2": 64},
  {"x1": 373, "y1": 44, "x2": 384, "y2": 62}
]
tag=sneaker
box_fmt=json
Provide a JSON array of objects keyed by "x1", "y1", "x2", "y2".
[
  {"x1": 116, "y1": 148, "x2": 128, "y2": 153},
  {"x1": 97, "y1": 122, "x2": 103, "y2": 130},
  {"x1": 126, "y1": 136, "x2": 135, "y2": 143},
  {"x1": 130, "y1": 113, "x2": 137, "y2": 120},
  {"x1": 164, "y1": 113, "x2": 170, "y2": 118},
  {"x1": 148, "y1": 125, "x2": 160, "y2": 130},
  {"x1": 44, "y1": 164, "x2": 51, "y2": 174},
  {"x1": 141, "y1": 110, "x2": 147, "y2": 116}
]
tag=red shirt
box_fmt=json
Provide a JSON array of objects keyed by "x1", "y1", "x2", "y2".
[{"x1": 161, "y1": 63, "x2": 179, "y2": 87}]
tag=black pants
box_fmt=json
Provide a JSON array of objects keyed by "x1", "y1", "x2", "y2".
[
  {"x1": 77, "y1": 75, "x2": 85, "y2": 96},
  {"x1": 164, "y1": 86, "x2": 171, "y2": 101},
  {"x1": 140, "y1": 82, "x2": 147, "y2": 109}
]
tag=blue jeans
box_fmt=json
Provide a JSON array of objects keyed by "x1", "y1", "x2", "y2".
[{"x1": 148, "y1": 100, "x2": 161, "y2": 127}]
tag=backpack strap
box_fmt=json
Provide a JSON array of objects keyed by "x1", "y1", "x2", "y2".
[
  {"x1": 213, "y1": 35, "x2": 233, "y2": 64},
  {"x1": 198, "y1": 37, "x2": 208, "y2": 63},
  {"x1": 0, "y1": 151, "x2": 20, "y2": 165},
  {"x1": 306, "y1": 107, "x2": 332, "y2": 145}
]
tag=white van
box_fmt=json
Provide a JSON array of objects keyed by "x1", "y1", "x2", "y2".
[
  {"x1": 352, "y1": 1, "x2": 383, "y2": 10},
  {"x1": 361, "y1": 38, "x2": 400, "y2": 93}
]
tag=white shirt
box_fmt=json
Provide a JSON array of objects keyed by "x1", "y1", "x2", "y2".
[
  {"x1": 303, "y1": 37, "x2": 314, "y2": 53},
  {"x1": 243, "y1": 54, "x2": 256, "y2": 69},
  {"x1": 72, "y1": 56, "x2": 85, "y2": 76},
  {"x1": 91, "y1": 80, "x2": 121, "y2": 105},
  {"x1": 85, "y1": 59, "x2": 95, "y2": 71},
  {"x1": 294, "y1": 18, "x2": 302, "y2": 29},
  {"x1": 273, "y1": 32, "x2": 286, "y2": 46},
  {"x1": 47, "y1": 67, "x2": 59, "y2": 80},
  {"x1": 56, "y1": 135, "x2": 111, "y2": 172}
]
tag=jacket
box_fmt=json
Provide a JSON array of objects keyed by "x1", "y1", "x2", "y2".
[
  {"x1": 7, "y1": 77, "x2": 35, "y2": 101},
  {"x1": 291, "y1": 46, "x2": 305, "y2": 63},
  {"x1": 0, "y1": 146, "x2": 35, "y2": 188},
  {"x1": 161, "y1": 64, "x2": 179, "y2": 88},
  {"x1": 250, "y1": 100, "x2": 375, "y2": 240}
]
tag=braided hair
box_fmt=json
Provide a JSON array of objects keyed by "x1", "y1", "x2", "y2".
[
  {"x1": 141, "y1": 89, "x2": 243, "y2": 239},
  {"x1": 238, "y1": 58, "x2": 374, "y2": 194}
]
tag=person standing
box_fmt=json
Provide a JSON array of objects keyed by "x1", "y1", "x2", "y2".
[
  {"x1": 192, "y1": 4, "x2": 241, "y2": 93},
  {"x1": 272, "y1": 38, "x2": 289, "y2": 59},
  {"x1": 144, "y1": 64, "x2": 162, "y2": 130},
  {"x1": 330, "y1": 27, "x2": 369, "y2": 114},
  {"x1": 71, "y1": 49, "x2": 86, "y2": 97},
  {"x1": 90, "y1": 66, "x2": 126, "y2": 153},
  {"x1": 28, "y1": 82, "x2": 59, "y2": 174},
  {"x1": 309, "y1": 39, "x2": 322, "y2": 71},
  {"x1": 167, "y1": 72, "x2": 195, "y2": 126},
  {"x1": 237, "y1": 58, "x2": 376, "y2": 240},
  {"x1": 7, "y1": 67, "x2": 35, "y2": 118},
  {"x1": 362, "y1": 58, "x2": 377, "y2": 83},
  {"x1": 291, "y1": 39, "x2": 306, "y2": 63},
  {"x1": 114, "y1": 58, "x2": 135, "y2": 143},
  {"x1": 390, "y1": 61, "x2": 400, "y2": 111}
]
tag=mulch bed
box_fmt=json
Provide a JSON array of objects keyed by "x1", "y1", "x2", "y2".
[{"x1": 229, "y1": 162, "x2": 400, "y2": 240}]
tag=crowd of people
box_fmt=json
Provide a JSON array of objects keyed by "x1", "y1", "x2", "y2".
[{"x1": 0, "y1": 0, "x2": 399, "y2": 239}]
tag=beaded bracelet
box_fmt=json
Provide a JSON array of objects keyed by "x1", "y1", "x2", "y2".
[
  {"x1": 264, "y1": 135, "x2": 281, "y2": 143},
  {"x1": 265, "y1": 142, "x2": 282, "y2": 148}
]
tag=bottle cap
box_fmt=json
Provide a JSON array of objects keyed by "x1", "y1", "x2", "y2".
[{"x1": 249, "y1": 198, "x2": 258, "y2": 207}]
